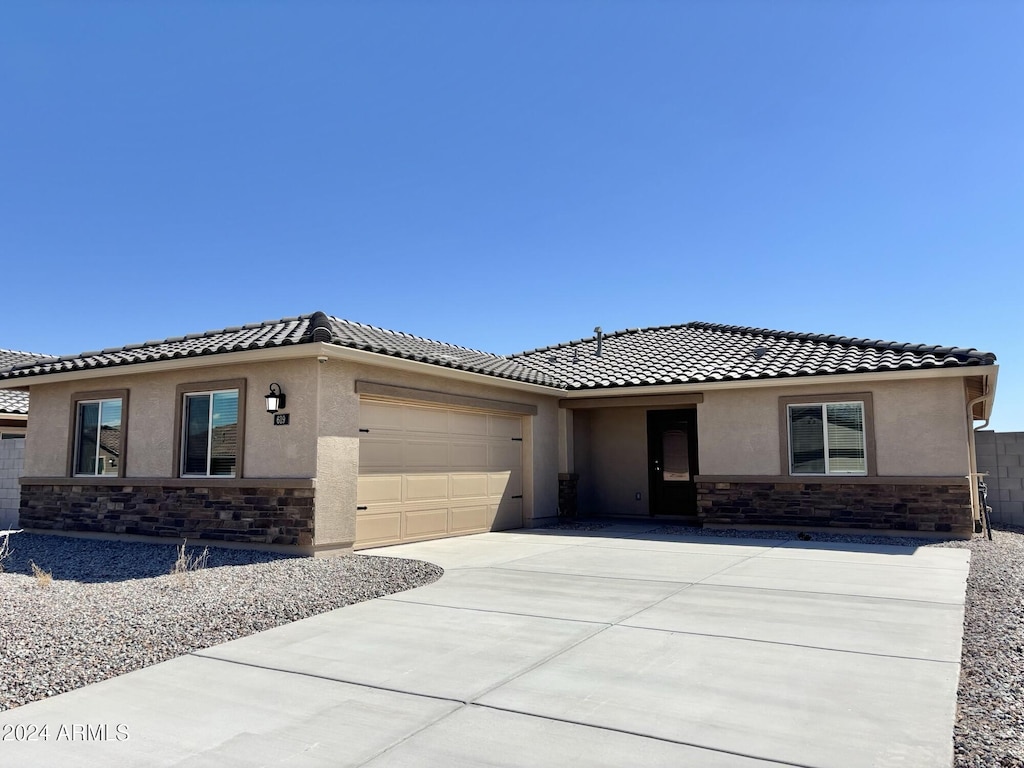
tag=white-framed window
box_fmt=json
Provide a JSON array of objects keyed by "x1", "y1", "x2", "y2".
[
  {"x1": 74, "y1": 398, "x2": 124, "y2": 476},
  {"x1": 181, "y1": 388, "x2": 239, "y2": 477},
  {"x1": 787, "y1": 401, "x2": 867, "y2": 475}
]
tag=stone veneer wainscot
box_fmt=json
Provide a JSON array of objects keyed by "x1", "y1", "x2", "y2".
[
  {"x1": 19, "y1": 482, "x2": 315, "y2": 546},
  {"x1": 695, "y1": 478, "x2": 974, "y2": 538}
]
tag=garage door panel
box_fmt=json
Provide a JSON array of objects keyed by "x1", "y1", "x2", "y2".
[
  {"x1": 405, "y1": 474, "x2": 450, "y2": 502},
  {"x1": 404, "y1": 508, "x2": 450, "y2": 538},
  {"x1": 406, "y1": 440, "x2": 451, "y2": 467},
  {"x1": 450, "y1": 411, "x2": 489, "y2": 437},
  {"x1": 356, "y1": 512, "x2": 403, "y2": 547},
  {"x1": 450, "y1": 441, "x2": 489, "y2": 468},
  {"x1": 356, "y1": 400, "x2": 524, "y2": 548},
  {"x1": 487, "y1": 470, "x2": 522, "y2": 497},
  {"x1": 489, "y1": 414, "x2": 522, "y2": 439},
  {"x1": 451, "y1": 473, "x2": 489, "y2": 499},
  {"x1": 360, "y1": 402, "x2": 406, "y2": 432},
  {"x1": 450, "y1": 504, "x2": 490, "y2": 533},
  {"x1": 405, "y1": 406, "x2": 449, "y2": 435},
  {"x1": 489, "y1": 442, "x2": 522, "y2": 469},
  {"x1": 359, "y1": 439, "x2": 404, "y2": 470},
  {"x1": 357, "y1": 475, "x2": 403, "y2": 504}
]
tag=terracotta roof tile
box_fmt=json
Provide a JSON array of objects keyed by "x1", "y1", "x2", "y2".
[
  {"x1": 0, "y1": 313, "x2": 558, "y2": 388},
  {"x1": 0, "y1": 349, "x2": 52, "y2": 414},
  {"x1": 509, "y1": 321, "x2": 996, "y2": 391},
  {"x1": 0, "y1": 318, "x2": 996, "y2": 397}
]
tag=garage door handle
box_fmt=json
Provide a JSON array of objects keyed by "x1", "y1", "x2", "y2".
[
  {"x1": 359, "y1": 428, "x2": 370, "y2": 433},
  {"x1": 511, "y1": 495, "x2": 523, "y2": 499},
  {"x1": 356, "y1": 506, "x2": 368, "y2": 511}
]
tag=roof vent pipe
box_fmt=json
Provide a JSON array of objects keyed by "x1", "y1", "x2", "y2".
[{"x1": 594, "y1": 326, "x2": 603, "y2": 357}]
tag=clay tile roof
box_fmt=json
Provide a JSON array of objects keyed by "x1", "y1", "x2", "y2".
[
  {"x1": 0, "y1": 313, "x2": 559, "y2": 389},
  {"x1": 509, "y1": 321, "x2": 996, "y2": 391},
  {"x1": 0, "y1": 318, "x2": 996, "y2": 395},
  {"x1": 0, "y1": 348, "x2": 53, "y2": 414}
]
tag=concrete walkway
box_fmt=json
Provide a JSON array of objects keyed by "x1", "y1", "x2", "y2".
[{"x1": 0, "y1": 525, "x2": 969, "y2": 767}]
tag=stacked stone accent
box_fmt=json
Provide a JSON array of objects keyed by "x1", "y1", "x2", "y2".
[
  {"x1": 0, "y1": 439, "x2": 25, "y2": 529},
  {"x1": 558, "y1": 473, "x2": 579, "y2": 518},
  {"x1": 696, "y1": 480, "x2": 973, "y2": 537},
  {"x1": 19, "y1": 484, "x2": 315, "y2": 546},
  {"x1": 975, "y1": 431, "x2": 1024, "y2": 526}
]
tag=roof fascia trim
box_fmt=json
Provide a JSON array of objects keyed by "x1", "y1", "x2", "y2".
[
  {"x1": 0, "y1": 342, "x2": 566, "y2": 396},
  {"x1": 559, "y1": 364, "x2": 999, "y2": 399},
  {"x1": 320, "y1": 344, "x2": 565, "y2": 396},
  {"x1": 0, "y1": 344, "x2": 321, "y2": 388},
  {"x1": 976, "y1": 366, "x2": 999, "y2": 421}
]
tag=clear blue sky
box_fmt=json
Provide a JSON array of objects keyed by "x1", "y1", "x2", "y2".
[{"x1": 3, "y1": 2, "x2": 1022, "y2": 429}]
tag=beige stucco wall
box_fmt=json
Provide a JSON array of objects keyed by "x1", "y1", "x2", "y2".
[
  {"x1": 19, "y1": 351, "x2": 562, "y2": 551},
  {"x1": 573, "y1": 407, "x2": 651, "y2": 518},
  {"x1": 573, "y1": 374, "x2": 973, "y2": 516},
  {"x1": 21, "y1": 358, "x2": 320, "y2": 479},
  {"x1": 698, "y1": 376, "x2": 971, "y2": 477},
  {"x1": 313, "y1": 360, "x2": 561, "y2": 547}
]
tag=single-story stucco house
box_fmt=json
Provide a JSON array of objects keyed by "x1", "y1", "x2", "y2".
[{"x1": 0, "y1": 312, "x2": 997, "y2": 552}]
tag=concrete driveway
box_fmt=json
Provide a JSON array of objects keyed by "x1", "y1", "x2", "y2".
[{"x1": 0, "y1": 525, "x2": 969, "y2": 767}]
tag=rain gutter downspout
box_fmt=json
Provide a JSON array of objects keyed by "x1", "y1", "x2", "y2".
[{"x1": 966, "y1": 384, "x2": 993, "y2": 529}]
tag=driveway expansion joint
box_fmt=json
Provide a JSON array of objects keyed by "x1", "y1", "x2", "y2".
[
  {"x1": 470, "y1": 702, "x2": 820, "y2": 768},
  {"x1": 612, "y1": 625, "x2": 964, "y2": 664},
  {"x1": 187, "y1": 651, "x2": 472, "y2": 707}
]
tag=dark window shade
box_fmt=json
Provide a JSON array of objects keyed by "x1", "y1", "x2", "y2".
[
  {"x1": 75, "y1": 402, "x2": 100, "y2": 475},
  {"x1": 184, "y1": 394, "x2": 211, "y2": 475},
  {"x1": 789, "y1": 406, "x2": 825, "y2": 473}
]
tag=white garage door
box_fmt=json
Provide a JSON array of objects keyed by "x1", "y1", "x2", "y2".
[{"x1": 355, "y1": 399, "x2": 524, "y2": 548}]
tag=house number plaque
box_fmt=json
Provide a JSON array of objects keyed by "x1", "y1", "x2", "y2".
[{"x1": 274, "y1": 414, "x2": 290, "y2": 426}]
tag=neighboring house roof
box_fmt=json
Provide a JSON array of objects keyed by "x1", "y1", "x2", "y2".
[
  {"x1": 0, "y1": 348, "x2": 52, "y2": 414},
  {"x1": 0, "y1": 388, "x2": 29, "y2": 415},
  {"x1": 509, "y1": 321, "x2": 997, "y2": 391},
  {"x1": 98, "y1": 425, "x2": 122, "y2": 458},
  {"x1": 0, "y1": 313, "x2": 558, "y2": 388},
  {"x1": 0, "y1": 316, "x2": 996, "y2": 394}
]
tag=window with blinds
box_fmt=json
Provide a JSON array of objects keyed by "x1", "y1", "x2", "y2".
[
  {"x1": 74, "y1": 398, "x2": 123, "y2": 476},
  {"x1": 788, "y1": 401, "x2": 866, "y2": 475},
  {"x1": 181, "y1": 389, "x2": 239, "y2": 477}
]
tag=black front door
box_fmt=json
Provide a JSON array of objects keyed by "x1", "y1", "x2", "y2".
[{"x1": 647, "y1": 409, "x2": 699, "y2": 516}]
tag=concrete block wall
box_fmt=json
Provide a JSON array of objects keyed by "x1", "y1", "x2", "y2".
[
  {"x1": 976, "y1": 431, "x2": 1024, "y2": 526},
  {"x1": 0, "y1": 438, "x2": 26, "y2": 529}
]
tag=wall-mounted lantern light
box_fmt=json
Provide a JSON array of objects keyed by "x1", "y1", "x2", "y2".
[{"x1": 264, "y1": 383, "x2": 286, "y2": 414}]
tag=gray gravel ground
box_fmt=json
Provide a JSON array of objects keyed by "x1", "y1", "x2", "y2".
[
  {"x1": 938, "y1": 526, "x2": 1024, "y2": 768},
  {"x1": 2, "y1": 525, "x2": 1022, "y2": 767},
  {"x1": 0, "y1": 534, "x2": 441, "y2": 712}
]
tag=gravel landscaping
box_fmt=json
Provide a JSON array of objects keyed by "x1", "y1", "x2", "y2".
[
  {"x1": 0, "y1": 534, "x2": 442, "y2": 712},
  {"x1": 1, "y1": 525, "x2": 1021, "y2": 767}
]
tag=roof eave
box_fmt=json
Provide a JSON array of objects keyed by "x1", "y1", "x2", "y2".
[
  {"x1": 317, "y1": 343, "x2": 566, "y2": 396},
  {"x1": 0, "y1": 341, "x2": 566, "y2": 397},
  {"x1": 0, "y1": 343, "x2": 323, "y2": 388},
  {"x1": 559, "y1": 363, "x2": 998, "y2": 398},
  {"x1": 975, "y1": 365, "x2": 999, "y2": 422}
]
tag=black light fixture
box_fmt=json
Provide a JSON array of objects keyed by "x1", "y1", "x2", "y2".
[{"x1": 265, "y1": 383, "x2": 286, "y2": 414}]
